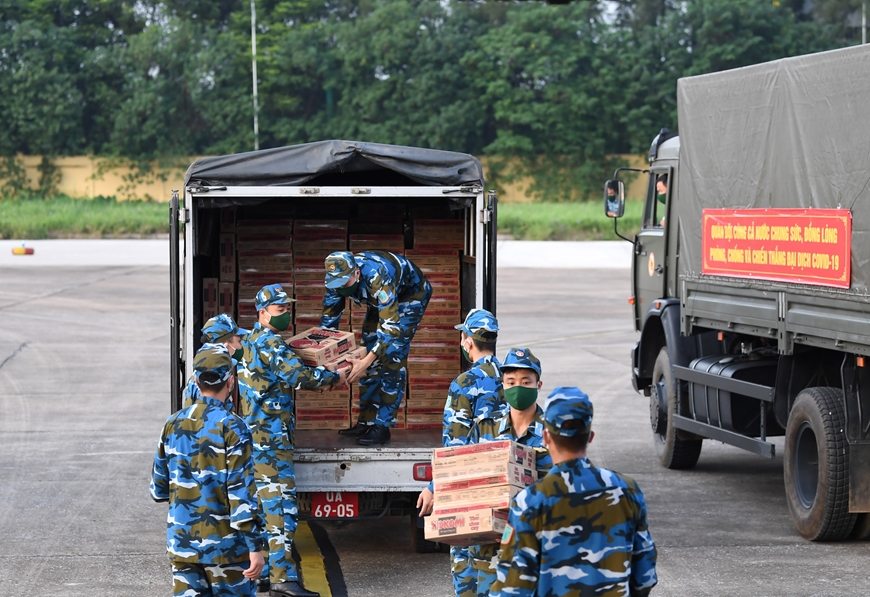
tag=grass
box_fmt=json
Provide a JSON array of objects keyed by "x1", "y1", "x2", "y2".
[
  {"x1": 498, "y1": 200, "x2": 642, "y2": 240},
  {"x1": 0, "y1": 195, "x2": 639, "y2": 241},
  {"x1": 0, "y1": 195, "x2": 169, "y2": 239}
]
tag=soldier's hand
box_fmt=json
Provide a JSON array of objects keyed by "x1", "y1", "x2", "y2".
[
  {"x1": 243, "y1": 551, "x2": 265, "y2": 579},
  {"x1": 346, "y1": 358, "x2": 368, "y2": 384},
  {"x1": 336, "y1": 366, "x2": 351, "y2": 388},
  {"x1": 416, "y1": 487, "x2": 434, "y2": 516}
]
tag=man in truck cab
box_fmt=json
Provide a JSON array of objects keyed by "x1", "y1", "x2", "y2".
[
  {"x1": 182, "y1": 314, "x2": 248, "y2": 409},
  {"x1": 321, "y1": 250, "x2": 432, "y2": 446},
  {"x1": 491, "y1": 387, "x2": 658, "y2": 597},
  {"x1": 238, "y1": 283, "x2": 349, "y2": 597},
  {"x1": 655, "y1": 173, "x2": 668, "y2": 226}
]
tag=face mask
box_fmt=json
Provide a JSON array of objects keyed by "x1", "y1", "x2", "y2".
[
  {"x1": 504, "y1": 386, "x2": 538, "y2": 410},
  {"x1": 336, "y1": 280, "x2": 360, "y2": 297},
  {"x1": 232, "y1": 347, "x2": 244, "y2": 361},
  {"x1": 267, "y1": 311, "x2": 291, "y2": 331},
  {"x1": 461, "y1": 345, "x2": 471, "y2": 362}
]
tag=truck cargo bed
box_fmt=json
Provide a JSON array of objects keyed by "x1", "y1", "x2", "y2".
[{"x1": 296, "y1": 428, "x2": 441, "y2": 452}]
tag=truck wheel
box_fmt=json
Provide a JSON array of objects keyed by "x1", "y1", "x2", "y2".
[
  {"x1": 651, "y1": 348, "x2": 702, "y2": 469},
  {"x1": 783, "y1": 387, "x2": 856, "y2": 541},
  {"x1": 410, "y1": 509, "x2": 441, "y2": 553}
]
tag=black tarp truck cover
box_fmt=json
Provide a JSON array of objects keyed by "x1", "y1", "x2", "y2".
[
  {"x1": 184, "y1": 139, "x2": 484, "y2": 190},
  {"x1": 676, "y1": 44, "x2": 870, "y2": 296}
]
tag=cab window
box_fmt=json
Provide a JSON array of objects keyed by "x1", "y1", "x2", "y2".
[{"x1": 643, "y1": 171, "x2": 669, "y2": 228}]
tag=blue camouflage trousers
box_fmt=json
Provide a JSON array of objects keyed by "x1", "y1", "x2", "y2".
[
  {"x1": 171, "y1": 561, "x2": 256, "y2": 597},
  {"x1": 360, "y1": 284, "x2": 431, "y2": 427},
  {"x1": 252, "y1": 447, "x2": 298, "y2": 584},
  {"x1": 451, "y1": 546, "x2": 498, "y2": 597}
]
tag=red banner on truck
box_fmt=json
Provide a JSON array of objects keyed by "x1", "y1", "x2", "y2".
[{"x1": 702, "y1": 208, "x2": 851, "y2": 288}]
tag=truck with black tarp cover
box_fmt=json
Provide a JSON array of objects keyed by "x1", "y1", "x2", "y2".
[
  {"x1": 605, "y1": 45, "x2": 870, "y2": 541},
  {"x1": 169, "y1": 140, "x2": 497, "y2": 551}
]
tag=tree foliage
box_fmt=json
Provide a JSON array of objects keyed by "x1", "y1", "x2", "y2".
[{"x1": 0, "y1": 0, "x2": 857, "y2": 200}]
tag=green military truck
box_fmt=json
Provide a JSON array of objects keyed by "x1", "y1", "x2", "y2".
[{"x1": 605, "y1": 45, "x2": 870, "y2": 541}]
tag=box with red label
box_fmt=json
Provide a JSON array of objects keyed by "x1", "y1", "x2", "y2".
[
  {"x1": 405, "y1": 412, "x2": 442, "y2": 429},
  {"x1": 413, "y1": 220, "x2": 464, "y2": 250},
  {"x1": 295, "y1": 394, "x2": 351, "y2": 408},
  {"x1": 218, "y1": 282, "x2": 235, "y2": 318},
  {"x1": 419, "y1": 311, "x2": 462, "y2": 325},
  {"x1": 413, "y1": 326, "x2": 458, "y2": 342},
  {"x1": 296, "y1": 408, "x2": 350, "y2": 421},
  {"x1": 433, "y1": 484, "x2": 523, "y2": 511},
  {"x1": 284, "y1": 327, "x2": 355, "y2": 366},
  {"x1": 349, "y1": 234, "x2": 405, "y2": 252},
  {"x1": 405, "y1": 397, "x2": 446, "y2": 413},
  {"x1": 408, "y1": 355, "x2": 461, "y2": 373},
  {"x1": 432, "y1": 440, "x2": 536, "y2": 477},
  {"x1": 409, "y1": 343, "x2": 456, "y2": 357},
  {"x1": 219, "y1": 234, "x2": 236, "y2": 281},
  {"x1": 424, "y1": 507, "x2": 508, "y2": 546},
  {"x1": 203, "y1": 278, "x2": 219, "y2": 320},
  {"x1": 296, "y1": 417, "x2": 351, "y2": 430},
  {"x1": 433, "y1": 466, "x2": 536, "y2": 493}
]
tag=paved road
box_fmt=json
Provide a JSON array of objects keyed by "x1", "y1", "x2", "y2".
[{"x1": 0, "y1": 263, "x2": 868, "y2": 597}]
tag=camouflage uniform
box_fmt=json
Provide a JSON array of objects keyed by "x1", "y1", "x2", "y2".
[
  {"x1": 183, "y1": 315, "x2": 249, "y2": 410},
  {"x1": 237, "y1": 285, "x2": 340, "y2": 585},
  {"x1": 322, "y1": 251, "x2": 431, "y2": 427},
  {"x1": 151, "y1": 345, "x2": 264, "y2": 597},
  {"x1": 491, "y1": 387, "x2": 658, "y2": 597}
]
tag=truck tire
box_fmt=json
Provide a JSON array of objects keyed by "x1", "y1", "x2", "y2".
[
  {"x1": 783, "y1": 387, "x2": 856, "y2": 541},
  {"x1": 410, "y1": 509, "x2": 441, "y2": 553},
  {"x1": 652, "y1": 348, "x2": 702, "y2": 469}
]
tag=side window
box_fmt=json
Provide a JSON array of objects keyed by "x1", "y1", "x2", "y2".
[{"x1": 643, "y1": 170, "x2": 669, "y2": 229}]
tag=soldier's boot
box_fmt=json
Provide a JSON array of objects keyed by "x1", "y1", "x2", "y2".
[
  {"x1": 337, "y1": 422, "x2": 368, "y2": 437},
  {"x1": 269, "y1": 580, "x2": 319, "y2": 597},
  {"x1": 357, "y1": 424, "x2": 390, "y2": 445},
  {"x1": 257, "y1": 578, "x2": 271, "y2": 592}
]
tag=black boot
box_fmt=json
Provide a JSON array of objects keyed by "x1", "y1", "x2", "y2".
[
  {"x1": 357, "y1": 424, "x2": 391, "y2": 446},
  {"x1": 257, "y1": 578, "x2": 271, "y2": 592},
  {"x1": 338, "y1": 422, "x2": 368, "y2": 437},
  {"x1": 269, "y1": 580, "x2": 320, "y2": 597}
]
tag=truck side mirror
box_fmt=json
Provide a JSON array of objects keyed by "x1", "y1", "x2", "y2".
[{"x1": 604, "y1": 180, "x2": 625, "y2": 218}]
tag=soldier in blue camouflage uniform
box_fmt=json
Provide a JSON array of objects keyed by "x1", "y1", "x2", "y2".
[
  {"x1": 492, "y1": 387, "x2": 658, "y2": 597},
  {"x1": 415, "y1": 309, "x2": 503, "y2": 597},
  {"x1": 151, "y1": 345, "x2": 265, "y2": 597},
  {"x1": 321, "y1": 250, "x2": 431, "y2": 446},
  {"x1": 238, "y1": 284, "x2": 347, "y2": 597},
  {"x1": 183, "y1": 314, "x2": 249, "y2": 409}
]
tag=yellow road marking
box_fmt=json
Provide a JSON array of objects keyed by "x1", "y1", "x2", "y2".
[{"x1": 296, "y1": 522, "x2": 332, "y2": 597}]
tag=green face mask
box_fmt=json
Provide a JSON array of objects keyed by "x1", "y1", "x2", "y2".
[
  {"x1": 232, "y1": 347, "x2": 244, "y2": 361},
  {"x1": 336, "y1": 280, "x2": 360, "y2": 297},
  {"x1": 504, "y1": 386, "x2": 538, "y2": 410},
  {"x1": 267, "y1": 311, "x2": 292, "y2": 332},
  {"x1": 461, "y1": 346, "x2": 471, "y2": 363}
]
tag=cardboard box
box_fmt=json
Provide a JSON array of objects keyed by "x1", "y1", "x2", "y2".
[
  {"x1": 433, "y1": 440, "x2": 536, "y2": 473},
  {"x1": 433, "y1": 466, "x2": 536, "y2": 493},
  {"x1": 220, "y1": 207, "x2": 236, "y2": 232},
  {"x1": 219, "y1": 234, "x2": 236, "y2": 281},
  {"x1": 297, "y1": 419, "x2": 351, "y2": 430},
  {"x1": 218, "y1": 282, "x2": 235, "y2": 318},
  {"x1": 295, "y1": 396, "x2": 351, "y2": 409},
  {"x1": 409, "y1": 343, "x2": 456, "y2": 357},
  {"x1": 433, "y1": 483, "x2": 522, "y2": 510},
  {"x1": 424, "y1": 507, "x2": 508, "y2": 546},
  {"x1": 203, "y1": 278, "x2": 219, "y2": 320},
  {"x1": 284, "y1": 327, "x2": 356, "y2": 366}
]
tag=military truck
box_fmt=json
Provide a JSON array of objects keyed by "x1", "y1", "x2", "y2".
[
  {"x1": 605, "y1": 45, "x2": 870, "y2": 541},
  {"x1": 169, "y1": 141, "x2": 497, "y2": 551}
]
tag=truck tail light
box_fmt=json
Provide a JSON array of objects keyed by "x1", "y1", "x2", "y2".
[
  {"x1": 628, "y1": 296, "x2": 636, "y2": 305},
  {"x1": 413, "y1": 463, "x2": 432, "y2": 481}
]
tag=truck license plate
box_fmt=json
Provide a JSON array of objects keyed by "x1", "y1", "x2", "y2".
[{"x1": 311, "y1": 492, "x2": 359, "y2": 518}]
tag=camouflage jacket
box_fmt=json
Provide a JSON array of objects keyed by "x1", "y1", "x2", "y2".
[
  {"x1": 492, "y1": 457, "x2": 658, "y2": 597},
  {"x1": 150, "y1": 395, "x2": 264, "y2": 565},
  {"x1": 237, "y1": 323, "x2": 339, "y2": 451},
  {"x1": 321, "y1": 251, "x2": 428, "y2": 359},
  {"x1": 467, "y1": 405, "x2": 550, "y2": 563},
  {"x1": 442, "y1": 355, "x2": 504, "y2": 447}
]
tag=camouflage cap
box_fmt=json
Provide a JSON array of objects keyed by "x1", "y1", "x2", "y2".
[
  {"x1": 501, "y1": 347, "x2": 542, "y2": 377},
  {"x1": 193, "y1": 343, "x2": 237, "y2": 384},
  {"x1": 201, "y1": 313, "x2": 249, "y2": 343},
  {"x1": 324, "y1": 251, "x2": 357, "y2": 289},
  {"x1": 454, "y1": 308, "x2": 499, "y2": 342},
  {"x1": 544, "y1": 386, "x2": 593, "y2": 437},
  {"x1": 255, "y1": 283, "x2": 294, "y2": 311}
]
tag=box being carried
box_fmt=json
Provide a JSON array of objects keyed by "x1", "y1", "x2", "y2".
[
  {"x1": 424, "y1": 507, "x2": 508, "y2": 546},
  {"x1": 285, "y1": 327, "x2": 355, "y2": 366}
]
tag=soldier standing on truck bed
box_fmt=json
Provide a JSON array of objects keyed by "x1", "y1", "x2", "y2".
[
  {"x1": 182, "y1": 314, "x2": 248, "y2": 409},
  {"x1": 321, "y1": 250, "x2": 432, "y2": 446},
  {"x1": 491, "y1": 387, "x2": 658, "y2": 597},
  {"x1": 238, "y1": 284, "x2": 349, "y2": 597},
  {"x1": 416, "y1": 308, "x2": 504, "y2": 597}
]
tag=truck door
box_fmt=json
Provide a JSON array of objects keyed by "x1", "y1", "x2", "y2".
[
  {"x1": 482, "y1": 190, "x2": 497, "y2": 313},
  {"x1": 633, "y1": 168, "x2": 670, "y2": 326},
  {"x1": 169, "y1": 190, "x2": 184, "y2": 412}
]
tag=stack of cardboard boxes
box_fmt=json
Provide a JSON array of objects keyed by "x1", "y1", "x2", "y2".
[
  {"x1": 236, "y1": 219, "x2": 294, "y2": 338},
  {"x1": 425, "y1": 440, "x2": 537, "y2": 545},
  {"x1": 405, "y1": 218, "x2": 464, "y2": 429},
  {"x1": 293, "y1": 220, "x2": 349, "y2": 333}
]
